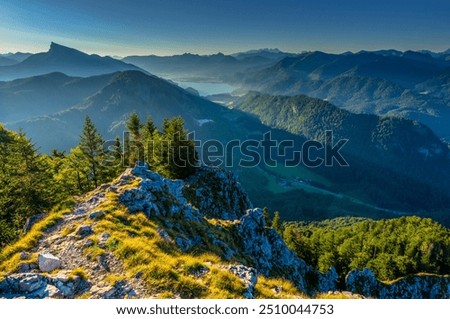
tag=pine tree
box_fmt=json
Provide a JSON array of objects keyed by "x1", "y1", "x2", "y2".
[
  {"x1": 263, "y1": 207, "x2": 271, "y2": 226},
  {"x1": 79, "y1": 116, "x2": 105, "y2": 188},
  {"x1": 126, "y1": 112, "x2": 144, "y2": 165},
  {"x1": 0, "y1": 125, "x2": 56, "y2": 247},
  {"x1": 161, "y1": 117, "x2": 198, "y2": 179},
  {"x1": 126, "y1": 112, "x2": 142, "y2": 140},
  {"x1": 271, "y1": 211, "x2": 282, "y2": 234},
  {"x1": 143, "y1": 115, "x2": 157, "y2": 138}
]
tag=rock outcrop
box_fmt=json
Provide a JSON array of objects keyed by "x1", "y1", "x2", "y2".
[
  {"x1": 184, "y1": 166, "x2": 253, "y2": 220},
  {"x1": 238, "y1": 208, "x2": 338, "y2": 294},
  {"x1": 0, "y1": 273, "x2": 89, "y2": 298},
  {"x1": 346, "y1": 268, "x2": 450, "y2": 298}
]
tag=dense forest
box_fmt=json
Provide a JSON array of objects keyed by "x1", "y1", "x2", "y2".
[
  {"x1": 282, "y1": 216, "x2": 450, "y2": 285},
  {"x1": 0, "y1": 114, "x2": 196, "y2": 248}
]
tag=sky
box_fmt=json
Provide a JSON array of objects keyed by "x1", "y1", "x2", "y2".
[{"x1": 0, "y1": 0, "x2": 449, "y2": 56}]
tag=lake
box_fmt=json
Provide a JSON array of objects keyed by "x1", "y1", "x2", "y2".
[{"x1": 176, "y1": 81, "x2": 236, "y2": 96}]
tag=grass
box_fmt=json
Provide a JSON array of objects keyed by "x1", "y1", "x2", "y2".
[
  {"x1": 0, "y1": 199, "x2": 74, "y2": 278},
  {"x1": 87, "y1": 190, "x2": 256, "y2": 298},
  {"x1": 104, "y1": 274, "x2": 128, "y2": 285},
  {"x1": 254, "y1": 276, "x2": 306, "y2": 299},
  {"x1": 315, "y1": 292, "x2": 359, "y2": 299},
  {"x1": 68, "y1": 267, "x2": 89, "y2": 281}
]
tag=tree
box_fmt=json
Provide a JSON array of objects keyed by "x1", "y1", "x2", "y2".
[
  {"x1": 0, "y1": 125, "x2": 57, "y2": 247},
  {"x1": 271, "y1": 211, "x2": 282, "y2": 234},
  {"x1": 161, "y1": 117, "x2": 198, "y2": 179},
  {"x1": 126, "y1": 112, "x2": 144, "y2": 165},
  {"x1": 263, "y1": 207, "x2": 271, "y2": 225},
  {"x1": 143, "y1": 115, "x2": 157, "y2": 138},
  {"x1": 79, "y1": 116, "x2": 106, "y2": 188},
  {"x1": 126, "y1": 112, "x2": 142, "y2": 140}
]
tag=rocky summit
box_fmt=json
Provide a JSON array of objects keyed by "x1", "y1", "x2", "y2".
[{"x1": 0, "y1": 164, "x2": 448, "y2": 299}]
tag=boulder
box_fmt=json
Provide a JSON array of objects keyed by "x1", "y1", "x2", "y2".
[
  {"x1": 38, "y1": 253, "x2": 61, "y2": 272},
  {"x1": 229, "y1": 264, "x2": 258, "y2": 299},
  {"x1": 76, "y1": 225, "x2": 93, "y2": 238}
]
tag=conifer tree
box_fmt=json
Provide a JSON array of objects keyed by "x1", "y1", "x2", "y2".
[
  {"x1": 271, "y1": 211, "x2": 282, "y2": 234},
  {"x1": 79, "y1": 116, "x2": 106, "y2": 188},
  {"x1": 126, "y1": 112, "x2": 144, "y2": 164},
  {"x1": 263, "y1": 207, "x2": 272, "y2": 225},
  {"x1": 161, "y1": 117, "x2": 198, "y2": 179}
]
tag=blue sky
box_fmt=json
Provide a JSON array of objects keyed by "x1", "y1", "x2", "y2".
[{"x1": 1, "y1": 0, "x2": 449, "y2": 56}]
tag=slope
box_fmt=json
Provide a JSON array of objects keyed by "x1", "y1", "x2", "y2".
[
  {"x1": 0, "y1": 43, "x2": 145, "y2": 81},
  {"x1": 0, "y1": 164, "x2": 337, "y2": 299}
]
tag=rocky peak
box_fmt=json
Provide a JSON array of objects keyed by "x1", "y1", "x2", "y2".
[
  {"x1": 119, "y1": 163, "x2": 252, "y2": 221},
  {"x1": 3, "y1": 164, "x2": 330, "y2": 299}
]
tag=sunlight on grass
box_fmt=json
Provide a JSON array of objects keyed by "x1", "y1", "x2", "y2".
[{"x1": 254, "y1": 276, "x2": 306, "y2": 299}]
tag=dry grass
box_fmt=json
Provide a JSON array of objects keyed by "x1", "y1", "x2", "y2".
[
  {"x1": 254, "y1": 276, "x2": 306, "y2": 299},
  {"x1": 0, "y1": 205, "x2": 70, "y2": 277}
]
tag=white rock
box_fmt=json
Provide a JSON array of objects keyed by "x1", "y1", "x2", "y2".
[{"x1": 38, "y1": 253, "x2": 62, "y2": 272}]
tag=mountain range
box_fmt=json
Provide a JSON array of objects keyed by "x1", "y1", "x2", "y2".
[
  {"x1": 1, "y1": 43, "x2": 450, "y2": 225},
  {"x1": 1, "y1": 72, "x2": 449, "y2": 225},
  {"x1": 121, "y1": 47, "x2": 450, "y2": 141},
  {"x1": 233, "y1": 50, "x2": 450, "y2": 141},
  {"x1": 121, "y1": 49, "x2": 291, "y2": 82},
  {"x1": 0, "y1": 43, "x2": 144, "y2": 81}
]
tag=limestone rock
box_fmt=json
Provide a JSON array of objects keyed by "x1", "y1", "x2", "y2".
[
  {"x1": 89, "y1": 210, "x2": 105, "y2": 219},
  {"x1": 38, "y1": 253, "x2": 62, "y2": 272},
  {"x1": 237, "y1": 208, "x2": 337, "y2": 294},
  {"x1": 346, "y1": 268, "x2": 450, "y2": 298},
  {"x1": 229, "y1": 264, "x2": 258, "y2": 299}
]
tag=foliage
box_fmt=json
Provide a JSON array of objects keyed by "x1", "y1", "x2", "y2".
[
  {"x1": 123, "y1": 113, "x2": 198, "y2": 179},
  {"x1": 0, "y1": 125, "x2": 60, "y2": 247},
  {"x1": 271, "y1": 211, "x2": 282, "y2": 234},
  {"x1": 283, "y1": 216, "x2": 450, "y2": 283}
]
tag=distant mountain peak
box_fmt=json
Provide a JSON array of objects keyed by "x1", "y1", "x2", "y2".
[
  {"x1": 0, "y1": 43, "x2": 145, "y2": 81},
  {"x1": 48, "y1": 42, "x2": 85, "y2": 56}
]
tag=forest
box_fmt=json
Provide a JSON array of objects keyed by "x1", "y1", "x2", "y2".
[
  {"x1": 282, "y1": 216, "x2": 450, "y2": 285},
  {"x1": 0, "y1": 114, "x2": 196, "y2": 247}
]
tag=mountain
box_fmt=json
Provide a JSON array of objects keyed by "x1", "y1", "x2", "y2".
[
  {"x1": 122, "y1": 51, "x2": 282, "y2": 82},
  {"x1": 231, "y1": 48, "x2": 296, "y2": 61},
  {"x1": 0, "y1": 43, "x2": 144, "y2": 81},
  {"x1": 0, "y1": 52, "x2": 33, "y2": 63},
  {"x1": 0, "y1": 56, "x2": 18, "y2": 67},
  {"x1": 0, "y1": 164, "x2": 337, "y2": 299},
  {"x1": 0, "y1": 72, "x2": 114, "y2": 122},
  {"x1": 234, "y1": 50, "x2": 450, "y2": 140},
  {"x1": 0, "y1": 163, "x2": 448, "y2": 299}
]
